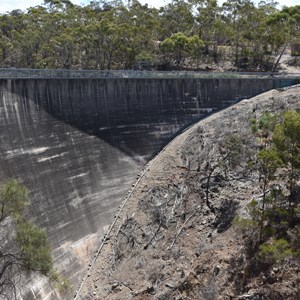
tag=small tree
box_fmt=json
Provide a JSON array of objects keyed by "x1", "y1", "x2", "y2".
[
  {"x1": 0, "y1": 180, "x2": 53, "y2": 299},
  {"x1": 273, "y1": 110, "x2": 300, "y2": 210},
  {"x1": 250, "y1": 112, "x2": 277, "y2": 148},
  {"x1": 258, "y1": 238, "x2": 292, "y2": 264},
  {"x1": 257, "y1": 148, "x2": 282, "y2": 229},
  {"x1": 161, "y1": 32, "x2": 204, "y2": 66}
]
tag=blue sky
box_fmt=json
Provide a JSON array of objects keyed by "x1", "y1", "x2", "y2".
[{"x1": 0, "y1": 0, "x2": 299, "y2": 14}]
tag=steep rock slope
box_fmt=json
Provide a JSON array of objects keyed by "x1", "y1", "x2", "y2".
[{"x1": 79, "y1": 85, "x2": 300, "y2": 300}]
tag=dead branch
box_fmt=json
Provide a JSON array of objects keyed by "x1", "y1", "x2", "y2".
[{"x1": 168, "y1": 213, "x2": 195, "y2": 250}]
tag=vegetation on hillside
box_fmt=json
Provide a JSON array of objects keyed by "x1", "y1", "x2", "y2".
[
  {"x1": 0, "y1": 0, "x2": 299, "y2": 71},
  {"x1": 233, "y1": 110, "x2": 300, "y2": 294},
  {"x1": 0, "y1": 180, "x2": 63, "y2": 299}
]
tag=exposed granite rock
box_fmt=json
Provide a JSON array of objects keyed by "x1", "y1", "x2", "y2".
[{"x1": 79, "y1": 85, "x2": 300, "y2": 300}]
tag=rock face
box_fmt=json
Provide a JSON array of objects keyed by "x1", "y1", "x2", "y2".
[
  {"x1": 0, "y1": 77, "x2": 299, "y2": 299},
  {"x1": 78, "y1": 85, "x2": 300, "y2": 300}
]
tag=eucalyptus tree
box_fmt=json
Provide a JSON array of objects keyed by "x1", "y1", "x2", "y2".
[
  {"x1": 267, "y1": 5, "x2": 300, "y2": 71},
  {"x1": 111, "y1": 0, "x2": 160, "y2": 68},
  {"x1": 158, "y1": 0, "x2": 195, "y2": 40},
  {"x1": 161, "y1": 32, "x2": 204, "y2": 67},
  {"x1": 222, "y1": 0, "x2": 258, "y2": 67},
  {"x1": 0, "y1": 10, "x2": 28, "y2": 67},
  {"x1": 189, "y1": 0, "x2": 227, "y2": 63},
  {"x1": 247, "y1": 1, "x2": 278, "y2": 70},
  {"x1": 9, "y1": 6, "x2": 50, "y2": 68}
]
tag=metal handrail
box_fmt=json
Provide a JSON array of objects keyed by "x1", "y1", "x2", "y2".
[{"x1": 1, "y1": 68, "x2": 300, "y2": 79}]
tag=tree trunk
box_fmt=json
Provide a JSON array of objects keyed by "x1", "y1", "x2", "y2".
[{"x1": 272, "y1": 43, "x2": 287, "y2": 73}]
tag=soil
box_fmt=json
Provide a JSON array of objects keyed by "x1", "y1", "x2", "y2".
[{"x1": 75, "y1": 57, "x2": 300, "y2": 300}]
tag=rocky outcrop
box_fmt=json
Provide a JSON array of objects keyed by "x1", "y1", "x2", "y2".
[{"x1": 79, "y1": 85, "x2": 300, "y2": 300}]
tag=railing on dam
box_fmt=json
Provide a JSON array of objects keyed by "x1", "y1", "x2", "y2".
[{"x1": 1, "y1": 68, "x2": 300, "y2": 79}]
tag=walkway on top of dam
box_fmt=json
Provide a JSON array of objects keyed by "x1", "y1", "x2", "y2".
[{"x1": 1, "y1": 68, "x2": 300, "y2": 79}]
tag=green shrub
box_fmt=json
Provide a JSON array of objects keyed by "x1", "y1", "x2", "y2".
[
  {"x1": 258, "y1": 239, "x2": 292, "y2": 264},
  {"x1": 16, "y1": 221, "x2": 53, "y2": 275}
]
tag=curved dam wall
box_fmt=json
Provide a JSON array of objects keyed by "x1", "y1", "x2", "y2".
[{"x1": 0, "y1": 77, "x2": 298, "y2": 299}]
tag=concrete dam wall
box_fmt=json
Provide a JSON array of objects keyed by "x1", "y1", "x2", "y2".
[{"x1": 0, "y1": 77, "x2": 298, "y2": 299}]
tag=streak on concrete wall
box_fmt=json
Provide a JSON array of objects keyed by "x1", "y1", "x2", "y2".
[{"x1": 0, "y1": 77, "x2": 299, "y2": 299}]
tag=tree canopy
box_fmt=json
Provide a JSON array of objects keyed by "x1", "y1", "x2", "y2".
[
  {"x1": 0, "y1": 0, "x2": 299, "y2": 71},
  {"x1": 0, "y1": 180, "x2": 53, "y2": 299}
]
